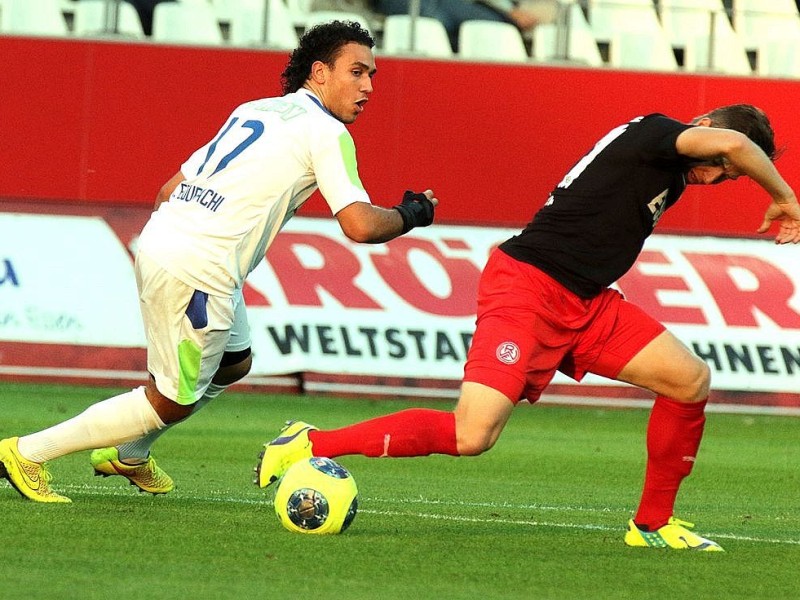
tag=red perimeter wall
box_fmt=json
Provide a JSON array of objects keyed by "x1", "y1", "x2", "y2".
[{"x1": 1, "y1": 34, "x2": 800, "y2": 234}]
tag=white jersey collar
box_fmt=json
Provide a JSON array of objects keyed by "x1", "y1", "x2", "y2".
[{"x1": 298, "y1": 88, "x2": 333, "y2": 118}]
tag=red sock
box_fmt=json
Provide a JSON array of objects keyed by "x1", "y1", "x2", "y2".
[
  {"x1": 308, "y1": 409, "x2": 459, "y2": 458},
  {"x1": 634, "y1": 395, "x2": 707, "y2": 531}
]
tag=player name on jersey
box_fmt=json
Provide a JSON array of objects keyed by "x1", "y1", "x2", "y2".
[{"x1": 175, "y1": 182, "x2": 226, "y2": 212}]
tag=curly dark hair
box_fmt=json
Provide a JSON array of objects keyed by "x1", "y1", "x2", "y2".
[
  {"x1": 281, "y1": 20, "x2": 375, "y2": 95},
  {"x1": 693, "y1": 104, "x2": 778, "y2": 160}
]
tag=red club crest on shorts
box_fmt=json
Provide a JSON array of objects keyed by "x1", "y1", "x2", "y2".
[{"x1": 496, "y1": 341, "x2": 520, "y2": 365}]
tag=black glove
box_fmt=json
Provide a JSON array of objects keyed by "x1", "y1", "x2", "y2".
[{"x1": 393, "y1": 190, "x2": 435, "y2": 233}]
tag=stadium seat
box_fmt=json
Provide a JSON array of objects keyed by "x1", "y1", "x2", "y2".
[
  {"x1": 0, "y1": 0, "x2": 69, "y2": 36},
  {"x1": 732, "y1": 0, "x2": 800, "y2": 26},
  {"x1": 660, "y1": 0, "x2": 752, "y2": 75},
  {"x1": 586, "y1": 0, "x2": 677, "y2": 71},
  {"x1": 586, "y1": 0, "x2": 659, "y2": 45},
  {"x1": 734, "y1": 0, "x2": 800, "y2": 40},
  {"x1": 381, "y1": 14, "x2": 453, "y2": 58},
  {"x1": 285, "y1": 0, "x2": 313, "y2": 28},
  {"x1": 302, "y1": 10, "x2": 373, "y2": 34},
  {"x1": 152, "y1": 1, "x2": 225, "y2": 45},
  {"x1": 755, "y1": 40, "x2": 800, "y2": 78},
  {"x1": 73, "y1": 0, "x2": 146, "y2": 39},
  {"x1": 458, "y1": 20, "x2": 529, "y2": 63},
  {"x1": 532, "y1": 2, "x2": 603, "y2": 67},
  {"x1": 607, "y1": 30, "x2": 679, "y2": 72},
  {"x1": 225, "y1": 0, "x2": 298, "y2": 48},
  {"x1": 733, "y1": 0, "x2": 800, "y2": 77}
]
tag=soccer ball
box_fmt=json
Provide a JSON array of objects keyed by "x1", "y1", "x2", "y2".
[{"x1": 273, "y1": 456, "x2": 358, "y2": 535}]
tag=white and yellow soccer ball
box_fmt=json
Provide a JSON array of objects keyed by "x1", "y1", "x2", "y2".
[{"x1": 273, "y1": 456, "x2": 358, "y2": 535}]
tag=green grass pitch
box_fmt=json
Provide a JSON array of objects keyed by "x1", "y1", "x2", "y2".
[{"x1": 0, "y1": 381, "x2": 798, "y2": 599}]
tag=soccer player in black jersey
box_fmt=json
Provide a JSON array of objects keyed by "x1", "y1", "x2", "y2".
[{"x1": 258, "y1": 104, "x2": 800, "y2": 551}]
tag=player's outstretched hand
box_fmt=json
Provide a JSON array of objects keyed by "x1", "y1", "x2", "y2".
[
  {"x1": 757, "y1": 198, "x2": 800, "y2": 244},
  {"x1": 394, "y1": 189, "x2": 438, "y2": 233}
]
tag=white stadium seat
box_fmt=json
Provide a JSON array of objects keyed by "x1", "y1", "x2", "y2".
[
  {"x1": 458, "y1": 20, "x2": 529, "y2": 63},
  {"x1": 285, "y1": 0, "x2": 313, "y2": 28},
  {"x1": 0, "y1": 0, "x2": 69, "y2": 36},
  {"x1": 586, "y1": 0, "x2": 659, "y2": 45},
  {"x1": 152, "y1": 1, "x2": 225, "y2": 45},
  {"x1": 532, "y1": 2, "x2": 603, "y2": 67},
  {"x1": 587, "y1": 0, "x2": 677, "y2": 71},
  {"x1": 73, "y1": 0, "x2": 146, "y2": 39},
  {"x1": 660, "y1": 0, "x2": 752, "y2": 75},
  {"x1": 755, "y1": 39, "x2": 800, "y2": 78},
  {"x1": 225, "y1": 0, "x2": 299, "y2": 48},
  {"x1": 381, "y1": 14, "x2": 453, "y2": 58},
  {"x1": 302, "y1": 10, "x2": 372, "y2": 34},
  {"x1": 733, "y1": 0, "x2": 800, "y2": 77},
  {"x1": 608, "y1": 30, "x2": 679, "y2": 72}
]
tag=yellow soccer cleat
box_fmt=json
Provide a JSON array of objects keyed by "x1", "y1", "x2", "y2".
[
  {"x1": 624, "y1": 517, "x2": 724, "y2": 551},
  {"x1": 0, "y1": 437, "x2": 72, "y2": 503},
  {"x1": 91, "y1": 447, "x2": 174, "y2": 494},
  {"x1": 254, "y1": 421, "x2": 317, "y2": 488}
]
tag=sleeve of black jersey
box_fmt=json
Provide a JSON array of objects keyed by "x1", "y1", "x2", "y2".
[{"x1": 636, "y1": 114, "x2": 694, "y2": 166}]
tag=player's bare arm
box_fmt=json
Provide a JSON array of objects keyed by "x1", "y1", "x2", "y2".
[
  {"x1": 676, "y1": 125, "x2": 800, "y2": 243},
  {"x1": 155, "y1": 171, "x2": 186, "y2": 210},
  {"x1": 335, "y1": 189, "x2": 438, "y2": 243}
]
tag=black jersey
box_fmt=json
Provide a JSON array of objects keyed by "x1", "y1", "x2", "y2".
[{"x1": 500, "y1": 114, "x2": 694, "y2": 298}]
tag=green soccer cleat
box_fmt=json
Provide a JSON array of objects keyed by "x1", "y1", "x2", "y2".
[
  {"x1": 0, "y1": 437, "x2": 72, "y2": 503},
  {"x1": 254, "y1": 421, "x2": 317, "y2": 488},
  {"x1": 90, "y1": 447, "x2": 174, "y2": 494},
  {"x1": 624, "y1": 517, "x2": 724, "y2": 551}
]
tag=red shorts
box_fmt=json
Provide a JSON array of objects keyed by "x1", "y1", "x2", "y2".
[{"x1": 463, "y1": 249, "x2": 665, "y2": 403}]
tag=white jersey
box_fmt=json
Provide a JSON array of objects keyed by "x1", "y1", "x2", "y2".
[{"x1": 137, "y1": 89, "x2": 371, "y2": 296}]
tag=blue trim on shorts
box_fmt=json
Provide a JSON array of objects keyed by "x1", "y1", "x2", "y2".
[{"x1": 185, "y1": 290, "x2": 209, "y2": 329}]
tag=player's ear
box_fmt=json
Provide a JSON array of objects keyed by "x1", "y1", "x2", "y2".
[
  {"x1": 309, "y1": 60, "x2": 328, "y2": 84},
  {"x1": 694, "y1": 117, "x2": 713, "y2": 128}
]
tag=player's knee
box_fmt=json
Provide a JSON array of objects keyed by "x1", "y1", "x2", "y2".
[
  {"x1": 213, "y1": 348, "x2": 252, "y2": 386},
  {"x1": 145, "y1": 379, "x2": 192, "y2": 424},
  {"x1": 677, "y1": 359, "x2": 711, "y2": 402},
  {"x1": 453, "y1": 386, "x2": 512, "y2": 455},
  {"x1": 456, "y1": 428, "x2": 496, "y2": 456}
]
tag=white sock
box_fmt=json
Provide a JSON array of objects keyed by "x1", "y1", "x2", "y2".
[
  {"x1": 17, "y1": 386, "x2": 166, "y2": 463},
  {"x1": 116, "y1": 382, "x2": 227, "y2": 462}
]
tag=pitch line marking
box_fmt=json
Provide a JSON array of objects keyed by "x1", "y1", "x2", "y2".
[
  {"x1": 361, "y1": 509, "x2": 800, "y2": 546},
  {"x1": 378, "y1": 496, "x2": 626, "y2": 513},
  {"x1": 32, "y1": 482, "x2": 800, "y2": 547}
]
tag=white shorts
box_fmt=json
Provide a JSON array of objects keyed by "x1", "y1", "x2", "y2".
[{"x1": 135, "y1": 251, "x2": 251, "y2": 405}]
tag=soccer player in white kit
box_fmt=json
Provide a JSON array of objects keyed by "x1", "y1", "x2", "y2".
[{"x1": 0, "y1": 20, "x2": 438, "y2": 502}]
